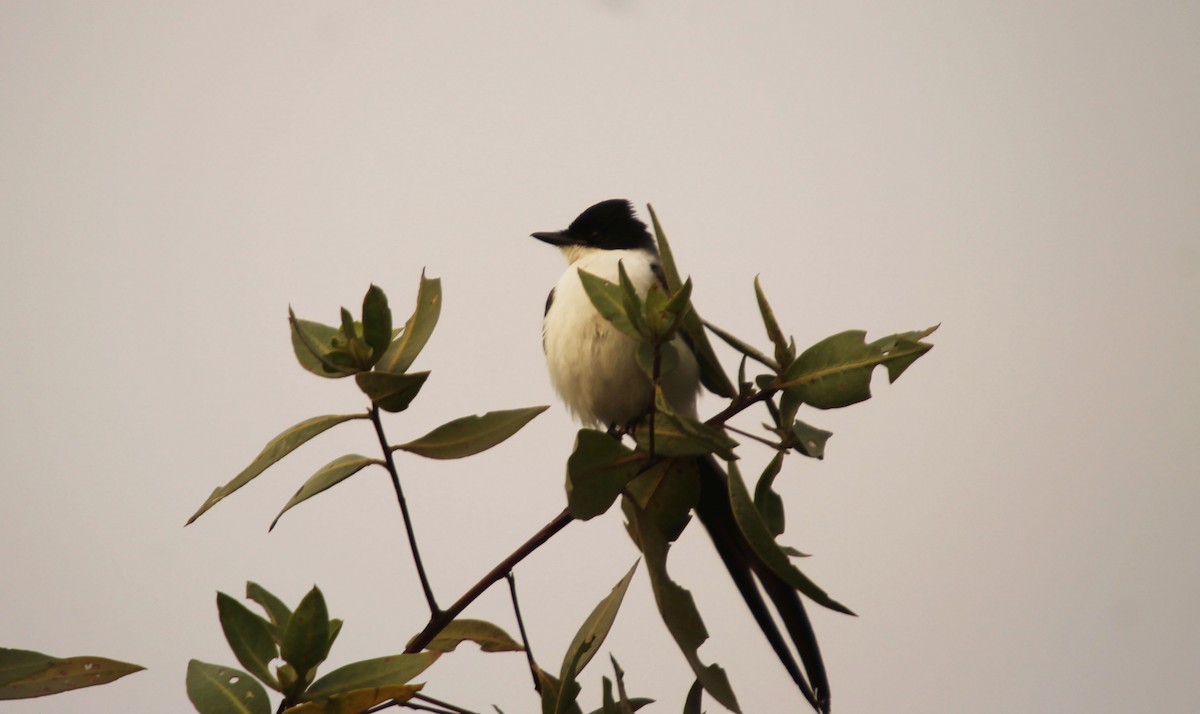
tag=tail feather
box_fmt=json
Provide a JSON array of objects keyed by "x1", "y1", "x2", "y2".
[{"x1": 694, "y1": 456, "x2": 830, "y2": 713}]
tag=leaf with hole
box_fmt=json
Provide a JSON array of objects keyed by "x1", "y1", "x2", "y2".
[
  {"x1": 217, "y1": 593, "x2": 280, "y2": 690},
  {"x1": 778, "y1": 326, "x2": 937, "y2": 409},
  {"x1": 186, "y1": 660, "x2": 270, "y2": 714},
  {"x1": 246, "y1": 582, "x2": 292, "y2": 641},
  {"x1": 789, "y1": 419, "x2": 833, "y2": 460},
  {"x1": 417, "y1": 619, "x2": 523, "y2": 653},
  {"x1": 0, "y1": 649, "x2": 143, "y2": 700}
]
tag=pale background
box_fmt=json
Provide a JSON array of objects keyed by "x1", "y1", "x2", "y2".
[{"x1": 2, "y1": 2, "x2": 1197, "y2": 713}]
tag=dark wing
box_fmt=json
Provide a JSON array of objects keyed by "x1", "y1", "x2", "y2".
[{"x1": 542, "y1": 287, "x2": 555, "y2": 353}]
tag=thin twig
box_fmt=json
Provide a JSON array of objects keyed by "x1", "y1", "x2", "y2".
[
  {"x1": 505, "y1": 572, "x2": 541, "y2": 693},
  {"x1": 704, "y1": 386, "x2": 775, "y2": 428},
  {"x1": 370, "y1": 405, "x2": 440, "y2": 615},
  {"x1": 724, "y1": 423, "x2": 783, "y2": 450},
  {"x1": 405, "y1": 508, "x2": 574, "y2": 654},
  {"x1": 399, "y1": 704, "x2": 452, "y2": 714},
  {"x1": 410, "y1": 693, "x2": 481, "y2": 714}
]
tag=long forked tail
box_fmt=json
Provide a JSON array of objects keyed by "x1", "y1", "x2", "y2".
[{"x1": 693, "y1": 456, "x2": 830, "y2": 713}]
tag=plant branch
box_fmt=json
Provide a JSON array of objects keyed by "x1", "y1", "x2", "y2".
[
  {"x1": 370, "y1": 405, "x2": 440, "y2": 615},
  {"x1": 407, "y1": 693, "x2": 480, "y2": 714},
  {"x1": 704, "y1": 385, "x2": 775, "y2": 428},
  {"x1": 506, "y1": 571, "x2": 541, "y2": 693},
  {"x1": 405, "y1": 507, "x2": 574, "y2": 654},
  {"x1": 724, "y1": 423, "x2": 783, "y2": 450}
]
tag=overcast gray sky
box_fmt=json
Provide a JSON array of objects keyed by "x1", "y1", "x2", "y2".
[{"x1": 2, "y1": 2, "x2": 1197, "y2": 713}]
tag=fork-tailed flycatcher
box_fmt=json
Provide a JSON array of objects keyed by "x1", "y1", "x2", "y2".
[{"x1": 532, "y1": 199, "x2": 831, "y2": 713}]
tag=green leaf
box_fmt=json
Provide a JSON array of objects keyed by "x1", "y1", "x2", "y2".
[
  {"x1": 624, "y1": 458, "x2": 699, "y2": 543},
  {"x1": 608, "y1": 657, "x2": 638, "y2": 714},
  {"x1": 559, "y1": 562, "x2": 638, "y2": 683},
  {"x1": 565, "y1": 430, "x2": 647, "y2": 520},
  {"x1": 187, "y1": 413, "x2": 367, "y2": 525},
  {"x1": 752, "y1": 452, "x2": 786, "y2": 537},
  {"x1": 736, "y1": 355, "x2": 752, "y2": 398},
  {"x1": 285, "y1": 684, "x2": 422, "y2": 713},
  {"x1": 789, "y1": 419, "x2": 833, "y2": 460},
  {"x1": 354, "y1": 371, "x2": 429, "y2": 413},
  {"x1": 0, "y1": 649, "x2": 58, "y2": 688},
  {"x1": 754, "y1": 276, "x2": 794, "y2": 370},
  {"x1": 588, "y1": 687, "x2": 652, "y2": 714},
  {"x1": 377, "y1": 272, "x2": 441, "y2": 374},
  {"x1": 270, "y1": 455, "x2": 379, "y2": 530},
  {"x1": 419, "y1": 619, "x2": 523, "y2": 653},
  {"x1": 681, "y1": 679, "x2": 703, "y2": 714},
  {"x1": 702, "y1": 319, "x2": 779, "y2": 373},
  {"x1": 304, "y1": 652, "x2": 439, "y2": 697},
  {"x1": 281, "y1": 587, "x2": 331, "y2": 684},
  {"x1": 647, "y1": 204, "x2": 736, "y2": 398},
  {"x1": 623, "y1": 499, "x2": 740, "y2": 713},
  {"x1": 635, "y1": 341, "x2": 680, "y2": 381},
  {"x1": 869, "y1": 325, "x2": 940, "y2": 382},
  {"x1": 186, "y1": 660, "x2": 270, "y2": 714},
  {"x1": 327, "y1": 620, "x2": 343, "y2": 652},
  {"x1": 0, "y1": 649, "x2": 143, "y2": 700},
  {"x1": 534, "y1": 665, "x2": 578, "y2": 714},
  {"x1": 726, "y1": 462, "x2": 854, "y2": 615},
  {"x1": 577, "y1": 268, "x2": 641, "y2": 339},
  {"x1": 361, "y1": 285, "x2": 393, "y2": 365},
  {"x1": 777, "y1": 388, "x2": 802, "y2": 431},
  {"x1": 217, "y1": 592, "x2": 281, "y2": 690},
  {"x1": 778, "y1": 326, "x2": 937, "y2": 409},
  {"x1": 393, "y1": 406, "x2": 548, "y2": 460},
  {"x1": 617, "y1": 261, "x2": 649, "y2": 338},
  {"x1": 633, "y1": 406, "x2": 738, "y2": 460},
  {"x1": 246, "y1": 582, "x2": 292, "y2": 641},
  {"x1": 290, "y1": 312, "x2": 358, "y2": 378},
  {"x1": 662, "y1": 278, "x2": 694, "y2": 328},
  {"x1": 642, "y1": 282, "x2": 670, "y2": 338},
  {"x1": 601, "y1": 677, "x2": 616, "y2": 714}
]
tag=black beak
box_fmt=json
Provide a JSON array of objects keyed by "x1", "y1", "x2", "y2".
[{"x1": 531, "y1": 230, "x2": 576, "y2": 247}]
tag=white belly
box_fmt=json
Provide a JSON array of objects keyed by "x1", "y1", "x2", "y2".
[{"x1": 543, "y1": 249, "x2": 699, "y2": 428}]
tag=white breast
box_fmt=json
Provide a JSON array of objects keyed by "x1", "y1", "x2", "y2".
[{"x1": 542, "y1": 248, "x2": 699, "y2": 428}]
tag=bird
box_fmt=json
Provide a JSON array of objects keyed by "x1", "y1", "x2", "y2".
[
  {"x1": 533, "y1": 198, "x2": 700, "y2": 431},
  {"x1": 532, "y1": 199, "x2": 831, "y2": 713}
]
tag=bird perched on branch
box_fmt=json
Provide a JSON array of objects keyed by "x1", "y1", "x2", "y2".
[{"x1": 532, "y1": 199, "x2": 831, "y2": 713}]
